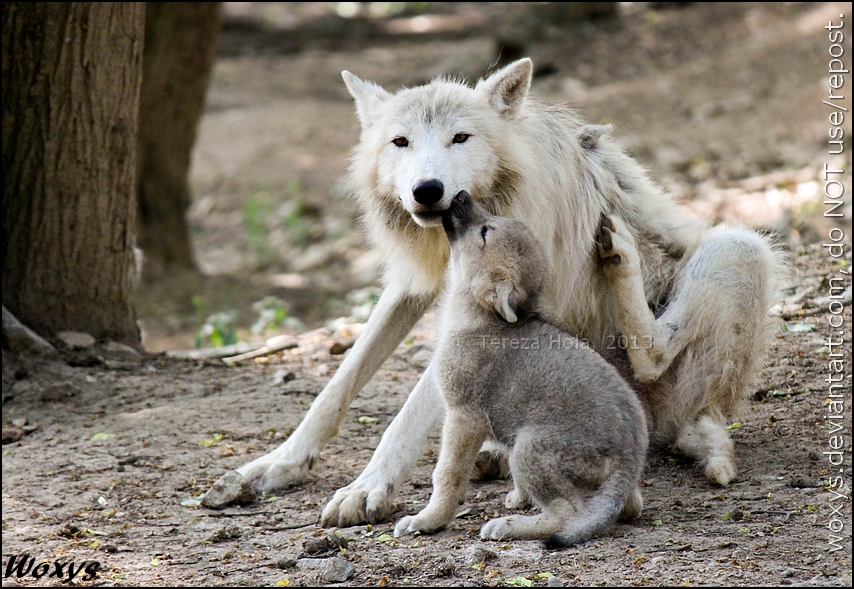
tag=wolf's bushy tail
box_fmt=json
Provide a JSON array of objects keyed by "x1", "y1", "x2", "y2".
[{"x1": 544, "y1": 469, "x2": 635, "y2": 549}]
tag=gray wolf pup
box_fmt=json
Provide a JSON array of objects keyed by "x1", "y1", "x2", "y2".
[
  {"x1": 228, "y1": 58, "x2": 780, "y2": 528},
  {"x1": 393, "y1": 191, "x2": 648, "y2": 547}
]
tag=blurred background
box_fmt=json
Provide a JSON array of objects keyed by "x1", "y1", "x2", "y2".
[{"x1": 136, "y1": 1, "x2": 853, "y2": 352}]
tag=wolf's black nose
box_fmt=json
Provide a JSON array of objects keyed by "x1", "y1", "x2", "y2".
[{"x1": 413, "y1": 179, "x2": 444, "y2": 206}]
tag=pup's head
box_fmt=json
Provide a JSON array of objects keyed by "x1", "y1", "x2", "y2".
[
  {"x1": 342, "y1": 59, "x2": 533, "y2": 228},
  {"x1": 442, "y1": 191, "x2": 546, "y2": 323}
]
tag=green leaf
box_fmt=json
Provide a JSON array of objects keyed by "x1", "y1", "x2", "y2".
[
  {"x1": 726, "y1": 422, "x2": 742, "y2": 430},
  {"x1": 90, "y1": 433, "x2": 115, "y2": 441},
  {"x1": 503, "y1": 577, "x2": 533, "y2": 587}
]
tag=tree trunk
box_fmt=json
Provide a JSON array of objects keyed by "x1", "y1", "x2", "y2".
[
  {"x1": 2, "y1": 2, "x2": 145, "y2": 346},
  {"x1": 136, "y1": 2, "x2": 222, "y2": 274}
]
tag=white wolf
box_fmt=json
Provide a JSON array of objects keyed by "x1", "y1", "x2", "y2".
[{"x1": 230, "y1": 58, "x2": 780, "y2": 528}]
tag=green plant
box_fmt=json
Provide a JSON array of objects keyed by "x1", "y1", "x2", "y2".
[
  {"x1": 194, "y1": 310, "x2": 238, "y2": 348},
  {"x1": 251, "y1": 296, "x2": 290, "y2": 335}
]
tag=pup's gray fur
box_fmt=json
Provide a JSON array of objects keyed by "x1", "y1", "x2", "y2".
[
  {"x1": 393, "y1": 192, "x2": 648, "y2": 547},
  {"x1": 230, "y1": 58, "x2": 782, "y2": 528}
]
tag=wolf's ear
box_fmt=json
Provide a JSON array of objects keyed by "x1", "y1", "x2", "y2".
[
  {"x1": 342, "y1": 71, "x2": 392, "y2": 125},
  {"x1": 476, "y1": 58, "x2": 532, "y2": 118},
  {"x1": 491, "y1": 280, "x2": 519, "y2": 324}
]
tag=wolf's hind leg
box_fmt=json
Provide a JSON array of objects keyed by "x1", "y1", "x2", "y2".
[{"x1": 675, "y1": 414, "x2": 737, "y2": 485}]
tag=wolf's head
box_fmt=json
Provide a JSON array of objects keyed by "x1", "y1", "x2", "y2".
[
  {"x1": 442, "y1": 191, "x2": 545, "y2": 324},
  {"x1": 342, "y1": 59, "x2": 533, "y2": 228}
]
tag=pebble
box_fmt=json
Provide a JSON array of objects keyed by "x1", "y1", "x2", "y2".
[
  {"x1": 103, "y1": 341, "x2": 142, "y2": 357},
  {"x1": 547, "y1": 576, "x2": 565, "y2": 587},
  {"x1": 298, "y1": 557, "x2": 356, "y2": 583},
  {"x1": 57, "y1": 331, "x2": 96, "y2": 349},
  {"x1": 207, "y1": 526, "x2": 242, "y2": 543},
  {"x1": 303, "y1": 532, "x2": 348, "y2": 555},
  {"x1": 464, "y1": 546, "x2": 496, "y2": 566},
  {"x1": 201, "y1": 470, "x2": 257, "y2": 509},
  {"x1": 276, "y1": 555, "x2": 300, "y2": 570},
  {"x1": 39, "y1": 382, "x2": 81, "y2": 402}
]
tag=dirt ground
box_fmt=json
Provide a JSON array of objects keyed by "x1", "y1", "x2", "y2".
[{"x1": 3, "y1": 2, "x2": 853, "y2": 587}]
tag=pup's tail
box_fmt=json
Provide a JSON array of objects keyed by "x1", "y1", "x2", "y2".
[{"x1": 544, "y1": 469, "x2": 638, "y2": 549}]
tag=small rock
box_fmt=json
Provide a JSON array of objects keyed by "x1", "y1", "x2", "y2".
[
  {"x1": 807, "y1": 451, "x2": 820, "y2": 461},
  {"x1": 316, "y1": 363, "x2": 330, "y2": 376},
  {"x1": 329, "y1": 338, "x2": 355, "y2": 355},
  {"x1": 304, "y1": 532, "x2": 348, "y2": 555},
  {"x1": 3, "y1": 579, "x2": 22, "y2": 587},
  {"x1": 201, "y1": 470, "x2": 257, "y2": 509},
  {"x1": 57, "y1": 331, "x2": 96, "y2": 350},
  {"x1": 547, "y1": 576, "x2": 565, "y2": 587},
  {"x1": 103, "y1": 341, "x2": 142, "y2": 357},
  {"x1": 321, "y1": 557, "x2": 355, "y2": 583},
  {"x1": 39, "y1": 381, "x2": 81, "y2": 402},
  {"x1": 58, "y1": 523, "x2": 82, "y2": 538},
  {"x1": 276, "y1": 555, "x2": 300, "y2": 570},
  {"x1": 207, "y1": 526, "x2": 242, "y2": 543},
  {"x1": 272, "y1": 369, "x2": 297, "y2": 385},
  {"x1": 11, "y1": 418, "x2": 27, "y2": 428},
  {"x1": 2, "y1": 424, "x2": 24, "y2": 445},
  {"x1": 103, "y1": 544, "x2": 119, "y2": 553},
  {"x1": 434, "y1": 556, "x2": 457, "y2": 577},
  {"x1": 464, "y1": 546, "x2": 497, "y2": 566},
  {"x1": 790, "y1": 476, "x2": 817, "y2": 489}
]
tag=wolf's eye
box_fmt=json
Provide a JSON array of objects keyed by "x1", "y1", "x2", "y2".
[
  {"x1": 392, "y1": 137, "x2": 409, "y2": 148},
  {"x1": 481, "y1": 226, "x2": 488, "y2": 242},
  {"x1": 452, "y1": 133, "x2": 471, "y2": 144}
]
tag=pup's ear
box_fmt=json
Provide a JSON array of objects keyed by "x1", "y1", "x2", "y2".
[
  {"x1": 476, "y1": 58, "x2": 532, "y2": 118},
  {"x1": 491, "y1": 280, "x2": 518, "y2": 324},
  {"x1": 342, "y1": 71, "x2": 392, "y2": 125}
]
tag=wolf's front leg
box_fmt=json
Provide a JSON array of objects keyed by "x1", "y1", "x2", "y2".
[
  {"x1": 322, "y1": 364, "x2": 445, "y2": 526},
  {"x1": 229, "y1": 287, "x2": 434, "y2": 494},
  {"x1": 394, "y1": 407, "x2": 489, "y2": 537}
]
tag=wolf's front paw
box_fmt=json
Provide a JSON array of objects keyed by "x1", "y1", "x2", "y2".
[
  {"x1": 596, "y1": 214, "x2": 639, "y2": 276},
  {"x1": 705, "y1": 456, "x2": 737, "y2": 486},
  {"x1": 480, "y1": 516, "x2": 515, "y2": 540},
  {"x1": 393, "y1": 510, "x2": 448, "y2": 537},
  {"x1": 320, "y1": 475, "x2": 395, "y2": 528}
]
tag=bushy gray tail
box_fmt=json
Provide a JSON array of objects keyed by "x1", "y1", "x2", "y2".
[{"x1": 544, "y1": 470, "x2": 634, "y2": 549}]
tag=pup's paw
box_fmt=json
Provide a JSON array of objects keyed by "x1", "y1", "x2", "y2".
[
  {"x1": 472, "y1": 450, "x2": 510, "y2": 481},
  {"x1": 504, "y1": 488, "x2": 532, "y2": 510},
  {"x1": 480, "y1": 516, "x2": 515, "y2": 541},
  {"x1": 393, "y1": 511, "x2": 447, "y2": 537},
  {"x1": 705, "y1": 456, "x2": 737, "y2": 486},
  {"x1": 597, "y1": 214, "x2": 639, "y2": 275},
  {"x1": 320, "y1": 476, "x2": 395, "y2": 528}
]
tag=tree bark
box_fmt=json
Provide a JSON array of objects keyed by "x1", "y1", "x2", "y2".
[
  {"x1": 2, "y1": 2, "x2": 145, "y2": 346},
  {"x1": 136, "y1": 2, "x2": 222, "y2": 274}
]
